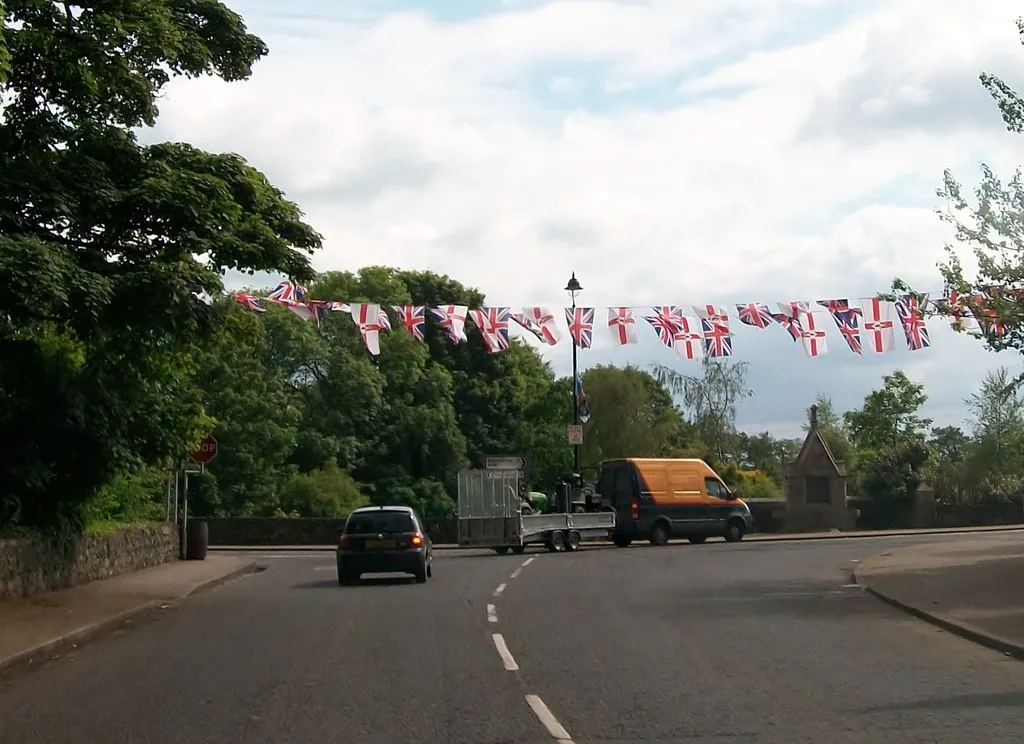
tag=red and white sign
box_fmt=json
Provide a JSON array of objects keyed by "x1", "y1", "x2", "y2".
[{"x1": 189, "y1": 434, "x2": 218, "y2": 465}]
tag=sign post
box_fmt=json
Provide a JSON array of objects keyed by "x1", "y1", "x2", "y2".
[
  {"x1": 485, "y1": 454, "x2": 530, "y2": 497},
  {"x1": 182, "y1": 436, "x2": 217, "y2": 558}
]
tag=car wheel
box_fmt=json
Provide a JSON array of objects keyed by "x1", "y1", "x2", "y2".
[
  {"x1": 649, "y1": 521, "x2": 670, "y2": 546},
  {"x1": 724, "y1": 519, "x2": 745, "y2": 543},
  {"x1": 415, "y1": 561, "x2": 428, "y2": 583},
  {"x1": 427, "y1": 562, "x2": 433, "y2": 578},
  {"x1": 612, "y1": 534, "x2": 632, "y2": 548}
]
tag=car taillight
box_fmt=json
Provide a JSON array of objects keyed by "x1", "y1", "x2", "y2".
[
  {"x1": 410, "y1": 534, "x2": 423, "y2": 547},
  {"x1": 630, "y1": 498, "x2": 639, "y2": 521},
  {"x1": 339, "y1": 534, "x2": 349, "y2": 549}
]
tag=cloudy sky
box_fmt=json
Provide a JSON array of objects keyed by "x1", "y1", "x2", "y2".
[{"x1": 143, "y1": 0, "x2": 1024, "y2": 438}]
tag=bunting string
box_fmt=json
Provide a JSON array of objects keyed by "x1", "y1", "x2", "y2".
[{"x1": 230, "y1": 280, "x2": 1011, "y2": 359}]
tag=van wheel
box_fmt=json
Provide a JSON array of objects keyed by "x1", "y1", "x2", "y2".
[
  {"x1": 724, "y1": 519, "x2": 745, "y2": 543},
  {"x1": 566, "y1": 531, "x2": 581, "y2": 551},
  {"x1": 688, "y1": 535, "x2": 707, "y2": 544},
  {"x1": 613, "y1": 535, "x2": 632, "y2": 548},
  {"x1": 649, "y1": 522, "x2": 670, "y2": 546}
]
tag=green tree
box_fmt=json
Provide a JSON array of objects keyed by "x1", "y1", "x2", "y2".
[
  {"x1": 650, "y1": 358, "x2": 752, "y2": 461},
  {"x1": 577, "y1": 365, "x2": 688, "y2": 465},
  {"x1": 0, "y1": 1, "x2": 319, "y2": 532},
  {"x1": 190, "y1": 301, "x2": 310, "y2": 517},
  {"x1": 802, "y1": 393, "x2": 855, "y2": 467},
  {"x1": 845, "y1": 372, "x2": 932, "y2": 505},
  {"x1": 732, "y1": 431, "x2": 800, "y2": 484},
  {"x1": 928, "y1": 425, "x2": 972, "y2": 505},
  {"x1": 844, "y1": 371, "x2": 932, "y2": 452}
]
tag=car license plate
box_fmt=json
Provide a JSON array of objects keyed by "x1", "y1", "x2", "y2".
[{"x1": 365, "y1": 539, "x2": 395, "y2": 550}]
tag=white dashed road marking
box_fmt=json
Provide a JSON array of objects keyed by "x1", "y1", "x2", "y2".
[
  {"x1": 491, "y1": 634, "x2": 519, "y2": 671},
  {"x1": 494, "y1": 583, "x2": 507, "y2": 597},
  {"x1": 486, "y1": 604, "x2": 498, "y2": 623},
  {"x1": 510, "y1": 567, "x2": 523, "y2": 579},
  {"x1": 525, "y1": 694, "x2": 574, "y2": 743},
  {"x1": 523, "y1": 557, "x2": 535, "y2": 567}
]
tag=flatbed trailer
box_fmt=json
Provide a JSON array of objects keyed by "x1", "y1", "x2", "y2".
[{"x1": 457, "y1": 469, "x2": 615, "y2": 554}]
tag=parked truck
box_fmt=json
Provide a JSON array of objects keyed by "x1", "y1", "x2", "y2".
[{"x1": 457, "y1": 469, "x2": 615, "y2": 554}]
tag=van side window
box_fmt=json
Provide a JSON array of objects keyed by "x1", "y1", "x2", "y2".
[
  {"x1": 615, "y1": 467, "x2": 635, "y2": 500},
  {"x1": 705, "y1": 477, "x2": 728, "y2": 499},
  {"x1": 597, "y1": 466, "x2": 615, "y2": 499}
]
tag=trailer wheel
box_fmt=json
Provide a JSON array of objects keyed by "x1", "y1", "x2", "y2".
[
  {"x1": 511, "y1": 545, "x2": 526, "y2": 555},
  {"x1": 566, "y1": 530, "x2": 581, "y2": 551},
  {"x1": 494, "y1": 546, "x2": 510, "y2": 556},
  {"x1": 547, "y1": 530, "x2": 566, "y2": 552}
]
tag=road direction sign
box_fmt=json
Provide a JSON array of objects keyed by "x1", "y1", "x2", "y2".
[
  {"x1": 485, "y1": 455, "x2": 526, "y2": 470},
  {"x1": 189, "y1": 434, "x2": 218, "y2": 465},
  {"x1": 567, "y1": 425, "x2": 584, "y2": 445}
]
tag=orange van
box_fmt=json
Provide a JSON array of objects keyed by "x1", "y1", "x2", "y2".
[{"x1": 595, "y1": 458, "x2": 754, "y2": 547}]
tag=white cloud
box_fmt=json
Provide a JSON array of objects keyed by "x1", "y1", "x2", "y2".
[{"x1": 148, "y1": 0, "x2": 1024, "y2": 433}]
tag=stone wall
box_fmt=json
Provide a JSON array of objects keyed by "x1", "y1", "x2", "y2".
[
  {"x1": 0, "y1": 522, "x2": 179, "y2": 600},
  {"x1": 206, "y1": 500, "x2": 1024, "y2": 547},
  {"x1": 207, "y1": 516, "x2": 459, "y2": 546}
]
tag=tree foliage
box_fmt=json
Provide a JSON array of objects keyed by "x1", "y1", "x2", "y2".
[
  {"x1": 650, "y1": 358, "x2": 753, "y2": 460},
  {"x1": 0, "y1": 0, "x2": 319, "y2": 533},
  {"x1": 906, "y1": 17, "x2": 1024, "y2": 358}
]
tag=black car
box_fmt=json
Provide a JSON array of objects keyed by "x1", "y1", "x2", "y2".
[{"x1": 336, "y1": 506, "x2": 433, "y2": 585}]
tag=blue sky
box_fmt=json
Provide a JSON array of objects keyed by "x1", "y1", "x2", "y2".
[{"x1": 150, "y1": 0, "x2": 1024, "y2": 438}]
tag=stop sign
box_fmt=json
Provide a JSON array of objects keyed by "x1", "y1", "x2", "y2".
[{"x1": 189, "y1": 434, "x2": 218, "y2": 465}]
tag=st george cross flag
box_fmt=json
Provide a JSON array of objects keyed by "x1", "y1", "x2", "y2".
[
  {"x1": 350, "y1": 303, "x2": 383, "y2": 355},
  {"x1": 607, "y1": 307, "x2": 638, "y2": 345},
  {"x1": 859, "y1": 298, "x2": 896, "y2": 353}
]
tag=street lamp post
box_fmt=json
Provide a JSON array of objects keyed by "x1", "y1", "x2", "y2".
[{"x1": 565, "y1": 272, "x2": 582, "y2": 472}]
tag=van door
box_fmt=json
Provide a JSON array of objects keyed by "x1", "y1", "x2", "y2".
[
  {"x1": 667, "y1": 464, "x2": 705, "y2": 532},
  {"x1": 703, "y1": 476, "x2": 732, "y2": 531}
]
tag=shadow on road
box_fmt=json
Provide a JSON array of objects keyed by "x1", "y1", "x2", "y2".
[
  {"x1": 853, "y1": 691, "x2": 1024, "y2": 714},
  {"x1": 291, "y1": 576, "x2": 417, "y2": 590}
]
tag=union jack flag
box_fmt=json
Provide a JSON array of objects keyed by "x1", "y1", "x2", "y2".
[
  {"x1": 735, "y1": 303, "x2": 774, "y2": 329},
  {"x1": 701, "y1": 318, "x2": 733, "y2": 358},
  {"x1": 470, "y1": 307, "x2": 511, "y2": 353},
  {"x1": 231, "y1": 293, "x2": 265, "y2": 313},
  {"x1": 267, "y1": 280, "x2": 306, "y2": 303},
  {"x1": 972, "y1": 289, "x2": 1008, "y2": 338},
  {"x1": 575, "y1": 372, "x2": 591, "y2": 423},
  {"x1": 643, "y1": 306, "x2": 683, "y2": 347},
  {"x1": 894, "y1": 292, "x2": 930, "y2": 351},
  {"x1": 519, "y1": 307, "x2": 561, "y2": 345},
  {"x1": 817, "y1": 299, "x2": 862, "y2": 354},
  {"x1": 565, "y1": 307, "x2": 594, "y2": 349},
  {"x1": 393, "y1": 305, "x2": 426, "y2": 342},
  {"x1": 511, "y1": 312, "x2": 545, "y2": 342},
  {"x1": 773, "y1": 301, "x2": 807, "y2": 342},
  {"x1": 430, "y1": 305, "x2": 469, "y2": 344}
]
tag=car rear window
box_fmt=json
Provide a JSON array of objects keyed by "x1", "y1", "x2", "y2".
[{"x1": 345, "y1": 511, "x2": 416, "y2": 534}]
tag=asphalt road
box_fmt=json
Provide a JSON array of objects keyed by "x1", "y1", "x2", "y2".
[{"x1": 2, "y1": 533, "x2": 1024, "y2": 744}]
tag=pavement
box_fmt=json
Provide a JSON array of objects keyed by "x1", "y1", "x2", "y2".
[
  {"x1": 2, "y1": 533, "x2": 1024, "y2": 743},
  {"x1": 853, "y1": 533, "x2": 1024, "y2": 660},
  {"x1": 0, "y1": 555, "x2": 258, "y2": 674}
]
